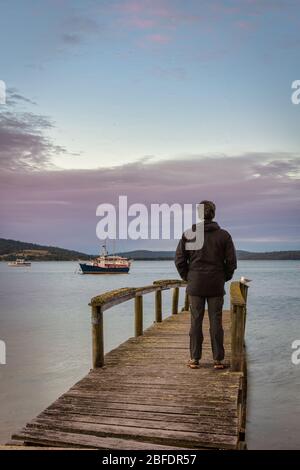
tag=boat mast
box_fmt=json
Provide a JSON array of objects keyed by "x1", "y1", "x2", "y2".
[{"x1": 101, "y1": 242, "x2": 108, "y2": 257}]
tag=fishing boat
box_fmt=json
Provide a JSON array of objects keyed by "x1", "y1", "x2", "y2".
[
  {"x1": 8, "y1": 258, "x2": 31, "y2": 267},
  {"x1": 79, "y1": 245, "x2": 131, "y2": 274}
]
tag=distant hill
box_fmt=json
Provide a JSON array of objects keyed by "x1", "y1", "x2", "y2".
[
  {"x1": 117, "y1": 249, "x2": 300, "y2": 261},
  {"x1": 117, "y1": 250, "x2": 175, "y2": 260},
  {"x1": 0, "y1": 238, "x2": 92, "y2": 261},
  {"x1": 1, "y1": 238, "x2": 300, "y2": 261},
  {"x1": 236, "y1": 250, "x2": 300, "y2": 260}
]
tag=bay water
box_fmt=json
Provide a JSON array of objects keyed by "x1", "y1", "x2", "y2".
[{"x1": 0, "y1": 260, "x2": 299, "y2": 449}]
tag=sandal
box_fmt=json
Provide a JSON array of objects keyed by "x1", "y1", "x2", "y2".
[
  {"x1": 214, "y1": 361, "x2": 225, "y2": 370},
  {"x1": 187, "y1": 359, "x2": 200, "y2": 369}
]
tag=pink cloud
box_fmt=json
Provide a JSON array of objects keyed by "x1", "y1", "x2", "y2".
[
  {"x1": 210, "y1": 0, "x2": 286, "y2": 16},
  {"x1": 114, "y1": 0, "x2": 201, "y2": 43},
  {"x1": 236, "y1": 20, "x2": 257, "y2": 31},
  {"x1": 1, "y1": 153, "x2": 300, "y2": 252},
  {"x1": 117, "y1": 0, "x2": 172, "y2": 19},
  {"x1": 129, "y1": 17, "x2": 156, "y2": 29},
  {"x1": 117, "y1": 1, "x2": 145, "y2": 14},
  {"x1": 146, "y1": 33, "x2": 171, "y2": 44}
]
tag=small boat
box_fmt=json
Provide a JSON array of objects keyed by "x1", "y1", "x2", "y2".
[
  {"x1": 79, "y1": 245, "x2": 131, "y2": 274},
  {"x1": 8, "y1": 258, "x2": 31, "y2": 267}
]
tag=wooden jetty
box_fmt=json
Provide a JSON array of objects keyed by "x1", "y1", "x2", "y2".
[{"x1": 11, "y1": 280, "x2": 248, "y2": 450}]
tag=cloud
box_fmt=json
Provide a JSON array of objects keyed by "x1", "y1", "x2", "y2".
[
  {"x1": 61, "y1": 33, "x2": 82, "y2": 45},
  {"x1": 0, "y1": 90, "x2": 67, "y2": 171},
  {"x1": 116, "y1": 0, "x2": 175, "y2": 19},
  {"x1": 210, "y1": 0, "x2": 291, "y2": 16},
  {"x1": 5, "y1": 88, "x2": 37, "y2": 106},
  {"x1": 152, "y1": 66, "x2": 186, "y2": 80},
  {"x1": 113, "y1": 0, "x2": 201, "y2": 46},
  {"x1": 235, "y1": 20, "x2": 257, "y2": 31},
  {"x1": 60, "y1": 15, "x2": 101, "y2": 45},
  {"x1": 146, "y1": 33, "x2": 171, "y2": 44},
  {"x1": 1, "y1": 153, "x2": 299, "y2": 251},
  {"x1": 128, "y1": 17, "x2": 156, "y2": 29},
  {"x1": 109, "y1": 0, "x2": 297, "y2": 53}
]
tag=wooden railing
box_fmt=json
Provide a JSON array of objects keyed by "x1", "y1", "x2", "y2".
[
  {"x1": 89, "y1": 279, "x2": 187, "y2": 368},
  {"x1": 89, "y1": 279, "x2": 249, "y2": 371}
]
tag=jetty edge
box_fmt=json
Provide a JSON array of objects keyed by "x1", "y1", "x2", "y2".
[{"x1": 9, "y1": 279, "x2": 248, "y2": 450}]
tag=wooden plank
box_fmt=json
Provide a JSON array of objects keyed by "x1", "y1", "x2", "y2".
[
  {"x1": 43, "y1": 406, "x2": 238, "y2": 425},
  {"x1": 64, "y1": 390, "x2": 239, "y2": 407},
  {"x1": 54, "y1": 396, "x2": 238, "y2": 416},
  {"x1": 39, "y1": 410, "x2": 238, "y2": 434},
  {"x1": 24, "y1": 420, "x2": 238, "y2": 449},
  {"x1": 12, "y1": 429, "x2": 191, "y2": 450}
]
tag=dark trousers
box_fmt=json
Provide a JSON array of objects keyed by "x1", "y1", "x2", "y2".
[{"x1": 189, "y1": 295, "x2": 225, "y2": 361}]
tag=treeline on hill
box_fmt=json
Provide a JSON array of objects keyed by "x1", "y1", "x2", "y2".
[
  {"x1": 0, "y1": 238, "x2": 92, "y2": 261},
  {"x1": 1, "y1": 238, "x2": 300, "y2": 261},
  {"x1": 117, "y1": 250, "x2": 300, "y2": 260},
  {"x1": 237, "y1": 250, "x2": 300, "y2": 260}
]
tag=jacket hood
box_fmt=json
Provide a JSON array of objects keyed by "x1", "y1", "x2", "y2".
[{"x1": 204, "y1": 221, "x2": 220, "y2": 232}]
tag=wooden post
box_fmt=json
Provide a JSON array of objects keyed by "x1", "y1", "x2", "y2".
[
  {"x1": 91, "y1": 305, "x2": 104, "y2": 368},
  {"x1": 172, "y1": 287, "x2": 179, "y2": 315},
  {"x1": 155, "y1": 289, "x2": 162, "y2": 322},
  {"x1": 231, "y1": 304, "x2": 246, "y2": 372},
  {"x1": 240, "y1": 283, "x2": 249, "y2": 304},
  {"x1": 239, "y1": 283, "x2": 249, "y2": 328},
  {"x1": 184, "y1": 290, "x2": 189, "y2": 311},
  {"x1": 230, "y1": 281, "x2": 248, "y2": 372},
  {"x1": 135, "y1": 294, "x2": 143, "y2": 336}
]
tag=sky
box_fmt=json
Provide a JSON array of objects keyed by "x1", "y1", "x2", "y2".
[{"x1": 0, "y1": 0, "x2": 300, "y2": 253}]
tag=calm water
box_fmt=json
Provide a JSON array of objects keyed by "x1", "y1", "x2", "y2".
[{"x1": 0, "y1": 260, "x2": 299, "y2": 449}]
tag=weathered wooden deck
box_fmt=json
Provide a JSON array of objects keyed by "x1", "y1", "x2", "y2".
[{"x1": 12, "y1": 295, "x2": 247, "y2": 450}]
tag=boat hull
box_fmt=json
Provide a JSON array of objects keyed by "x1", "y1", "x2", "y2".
[
  {"x1": 79, "y1": 263, "x2": 130, "y2": 274},
  {"x1": 8, "y1": 263, "x2": 31, "y2": 267}
]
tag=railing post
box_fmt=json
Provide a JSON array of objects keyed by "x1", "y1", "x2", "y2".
[
  {"x1": 172, "y1": 287, "x2": 179, "y2": 315},
  {"x1": 155, "y1": 288, "x2": 162, "y2": 322},
  {"x1": 91, "y1": 305, "x2": 104, "y2": 368},
  {"x1": 184, "y1": 290, "x2": 189, "y2": 311},
  {"x1": 230, "y1": 281, "x2": 249, "y2": 372},
  {"x1": 240, "y1": 284, "x2": 248, "y2": 303},
  {"x1": 231, "y1": 303, "x2": 246, "y2": 371},
  {"x1": 135, "y1": 294, "x2": 143, "y2": 336},
  {"x1": 240, "y1": 284, "x2": 249, "y2": 329}
]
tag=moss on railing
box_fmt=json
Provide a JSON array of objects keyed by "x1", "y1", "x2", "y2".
[
  {"x1": 153, "y1": 279, "x2": 187, "y2": 287},
  {"x1": 135, "y1": 285, "x2": 158, "y2": 294},
  {"x1": 90, "y1": 287, "x2": 136, "y2": 307},
  {"x1": 90, "y1": 280, "x2": 187, "y2": 308}
]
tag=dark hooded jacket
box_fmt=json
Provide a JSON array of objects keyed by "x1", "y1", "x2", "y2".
[{"x1": 175, "y1": 221, "x2": 237, "y2": 297}]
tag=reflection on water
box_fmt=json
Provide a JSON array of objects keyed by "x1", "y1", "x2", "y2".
[{"x1": 0, "y1": 260, "x2": 299, "y2": 449}]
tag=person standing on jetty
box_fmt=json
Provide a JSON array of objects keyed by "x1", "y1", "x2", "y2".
[{"x1": 175, "y1": 201, "x2": 237, "y2": 370}]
